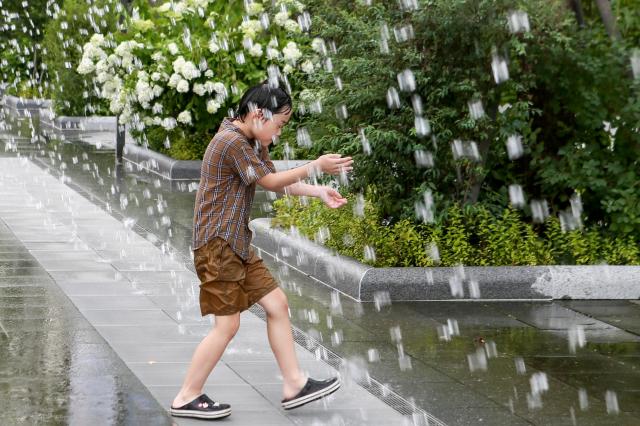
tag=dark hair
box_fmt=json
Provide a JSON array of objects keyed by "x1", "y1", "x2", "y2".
[{"x1": 235, "y1": 80, "x2": 292, "y2": 121}]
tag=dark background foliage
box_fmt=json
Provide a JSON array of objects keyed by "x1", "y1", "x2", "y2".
[{"x1": 280, "y1": 0, "x2": 640, "y2": 240}]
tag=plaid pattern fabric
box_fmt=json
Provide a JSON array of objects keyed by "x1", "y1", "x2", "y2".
[{"x1": 193, "y1": 118, "x2": 275, "y2": 260}]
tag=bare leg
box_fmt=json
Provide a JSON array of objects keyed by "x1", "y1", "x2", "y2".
[
  {"x1": 257, "y1": 288, "x2": 307, "y2": 399},
  {"x1": 172, "y1": 313, "x2": 240, "y2": 408}
]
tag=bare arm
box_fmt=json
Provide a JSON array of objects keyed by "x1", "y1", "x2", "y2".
[
  {"x1": 278, "y1": 181, "x2": 322, "y2": 197},
  {"x1": 257, "y1": 154, "x2": 353, "y2": 192},
  {"x1": 256, "y1": 163, "x2": 314, "y2": 192}
]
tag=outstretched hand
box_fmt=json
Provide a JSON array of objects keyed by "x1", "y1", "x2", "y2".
[
  {"x1": 319, "y1": 187, "x2": 348, "y2": 209},
  {"x1": 312, "y1": 154, "x2": 353, "y2": 176}
]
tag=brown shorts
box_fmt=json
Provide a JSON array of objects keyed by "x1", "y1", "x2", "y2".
[{"x1": 194, "y1": 238, "x2": 278, "y2": 316}]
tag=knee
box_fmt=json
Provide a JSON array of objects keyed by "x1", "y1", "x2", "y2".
[
  {"x1": 266, "y1": 291, "x2": 289, "y2": 319},
  {"x1": 214, "y1": 315, "x2": 240, "y2": 341}
]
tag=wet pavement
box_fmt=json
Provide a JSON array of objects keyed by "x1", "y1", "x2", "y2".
[
  {"x1": 0, "y1": 220, "x2": 172, "y2": 425},
  {"x1": 1, "y1": 110, "x2": 640, "y2": 425}
]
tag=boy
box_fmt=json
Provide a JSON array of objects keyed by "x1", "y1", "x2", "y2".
[{"x1": 170, "y1": 81, "x2": 353, "y2": 420}]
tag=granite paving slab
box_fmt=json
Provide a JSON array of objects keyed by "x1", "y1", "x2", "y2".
[{"x1": 0, "y1": 157, "x2": 415, "y2": 425}]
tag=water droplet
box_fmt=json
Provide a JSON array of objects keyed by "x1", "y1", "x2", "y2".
[
  {"x1": 568, "y1": 325, "x2": 586, "y2": 353},
  {"x1": 397, "y1": 69, "x2": 416, "y2": 92},
  {"x1": 373, "y1": 291, "x2": 391, "y2": 311},
  {"x1": 605, "y1": 390, "x2": 619, "y2": 414},
  {"x1": 414, "y1": 149, "x2": 434, "y2": 167},
  {"x1": 296, "y1": 127, "x2": 312, "y2": 147},
  {"x1": 507, "y1": 10, "x2": 530, "y2": 33},
  {"x1": 414, "y1": 116, "x2": 430, "y2": 137},
  {"x1": 393, "y1": 23, "x2": 414, "y2": 42},
  {"x1": 506, "y1": 134, "x2": 523, "y2": 159},
  {"x1": 492, "y1": 53, "x2": 510, "y2": 84},
  {"x1": 386, "y1": 87, "x2": 400, "y2": 109},
  {"x1": 468, "y1": 99, "x2": 485, "y2": 120},
  {"x1": 508, "y1": 184, "x2": 525, "y2": 208}
]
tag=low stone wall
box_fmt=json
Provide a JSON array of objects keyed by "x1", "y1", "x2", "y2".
[
  {"x1": 2, "y1": 94, "x2": 51, "y2": 117},
  {"x1": 39, "y1": 108, "x2": 117, "y2": 132},
  {"x1": 1, "y1": 94, "x2": 312, "y2": 180},
  {"x1": 250, "y1": 217, "x2": 640, "y2": 301}
]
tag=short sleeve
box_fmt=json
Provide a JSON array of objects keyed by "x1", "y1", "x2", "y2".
[
  {"x1": 227, "y1": 138, "x2": 274, "y2": 185},
  {"x1": 261, "y1": 146, "x2": 277, "y2": 174}
]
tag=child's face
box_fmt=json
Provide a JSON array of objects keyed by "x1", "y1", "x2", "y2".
[{"x1": 251, "y1": 109, "x2": 292, "y2": 147}]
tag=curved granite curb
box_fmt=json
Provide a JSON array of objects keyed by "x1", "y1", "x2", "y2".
[
  {"x1": 123, "y1": 143, "x2": 310, "y2": 181},
  {"x1": 2, "y1": 94, "x2": 51, "y2": 115},
  {"x1": 250, "y1": 218, "x2": 640, "y2": 301},
  {"x1": 40, "y1": 108, "x2": 117, "y2": 132}
]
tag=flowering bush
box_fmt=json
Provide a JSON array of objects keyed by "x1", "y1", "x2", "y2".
[{"x1": 77, "y1": 0, "x2": 320, "y2": 160}]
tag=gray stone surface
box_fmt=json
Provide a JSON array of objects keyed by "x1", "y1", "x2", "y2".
[
  {"x1": 0, "y1": 157, "x2": 415, "y2": 425},
  {"x1": 251, "y1": 217, "x2": 640, "y2": 301}
]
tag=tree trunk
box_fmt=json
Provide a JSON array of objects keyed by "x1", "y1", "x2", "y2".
[
  {"x1": 566, "y1": 0, "x2": 586, "y2": 28},
  {"x1": 594, "y1": 0, "x2": 622, "y2": 41}
]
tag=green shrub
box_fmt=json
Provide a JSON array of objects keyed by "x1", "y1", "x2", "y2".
[
  {"x1": 280, "y1": 0, "x2": 640, "y2": 241},
  {"x1": 41, "y1": 0, "x2": 119, "y2": 116},
  {"x1": 272, "y1": 196, "x2": 640, "y2": 267},
  {"x1": 0, "y1": 0, "x2": 52, "y2": 97}
]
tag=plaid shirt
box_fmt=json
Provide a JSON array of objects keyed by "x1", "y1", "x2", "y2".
[{"x1": 193, "y1": 118, "x2": 275, "y2": 260}]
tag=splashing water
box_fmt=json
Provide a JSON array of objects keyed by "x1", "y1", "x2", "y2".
[{"x1": 507, "y1": 10, "x2": 530, "y2": 34}]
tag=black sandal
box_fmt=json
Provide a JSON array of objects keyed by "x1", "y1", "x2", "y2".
[
  {"x1": 170, "y1": 394, "x2": 231, "y2": 419},
  {"x1": 281, "y1": 377, "x2": 341, "y2": 410}
]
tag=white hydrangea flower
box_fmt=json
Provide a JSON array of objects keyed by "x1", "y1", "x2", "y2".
[
  {"x1": 151, "y1": 72, "x2": 162, "y2": 81},
  {"x1": 176, "y1": 79, "x2": 190, "y2": 93},
  {"x1": 157, "y1": 2, "x2": 172, "y2": 12},
  {"x1": 240, "y1": 19, "x2": 262, "y2": 39},
  {"x1": 136, "y1": 80, "x2": 152, "y2": 104},
  {"x1": 152, "y1": 103, "x2": 163, "y2": 114},
  {"x1": 204, "y1": 69, "x2": 214, "y2": 78},
  {"x1": 89, "y1": 33, "x2": 104, "y2": 46},
  {"x1": 208, "y1": 38, "x2": 220, "y2": 54},
  {"x1": 177, "y1": 110, "x2": 192, "y2": 125},
  {"x1": 212, "y1": 82, "x2": 226, "y2": 94},
  {"x1": 82, "y1": 43, "x2": 107, "y2": 61},
  {"x1": 301, "y1": 60, "x2": 314, "y2": 74},
  {"x1": 77, "y1": 57, "x2": 95, "y2": 74},
  {"x1": 266, "y1": 47, "x2": 281, "y2": 60},
  {"x1": 152, "y1": 85, "x2": 163, "y2": 97},
  {"x1": 96, "y1": 71, "x2": 111, "y2": 83},
  {"x1": 115, "y1": 40, "x2": 142, "y2": 57},
  {"x1": 248, "y1": 43, "x2": 263, "y2": 57},
  {"x1": 268, "y1": 37, "x2": 279, "y2": 47},
  {"x1": 168, "y1": 73, "x2": 182, "y2": 88},
  {"x1": 283, "y1": 64, "x2": 293, "y2": 74},
  {"x1": 172, "y1": 56, "x2": 186, "y2": 74},
  {"x1": 119, "y1": 104, "x2": 133, "y2": 123},
  {"x1": 162, "y1": 117, "x2": 177, "y2": 130},
  {"x1": 193, "y1": 83, "x2": 206, "y2": 96},
  {"x1": 107, "y1": 54, "x2": 120, "y2": 67},
  {"x1": 143, "y1": 116, "x2": 155, "y2": 126},
  {"x1": 206, "y1": 99, "x2": 221, "y2": 114},
  {"x1": 245, "y1": 2, "x2": 264, "y2": 16},
  {"x1": 168, "y1": 42, "x2": 179, "y2": 55},
  {"x1": 181, "y1": 61, "x2": 201, "y2": 80},
  {"x1": 153, "y1": 116, "x2": 163, "y2": 125},
  {"x1": 294, "y1": 1, "x2": 305, "y2": 11},
  {"x1": 95, "y1": 59, "x2": 109, "y2": 74},
  {"x1": 151, "y1": 51, "x2": 165, "y2": 62},
  {"x1": 282, "y1": 41, "x2": 302, "y2": 64},
  {"x1": 311, "y1": 38, "x2": 326, "y2": 55},
  {"x1": 284, "y1": 19, "x2": 300, "y2": 33},
  {"x1": 109, "y1": 95, "x2": 124, "y2": 114},
  {"x1": 173, "y1": 2, "x2": 186, "y2": 14},
  {"x1": 274, "y1": 11, "x2": 289, "y2": 26}
]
